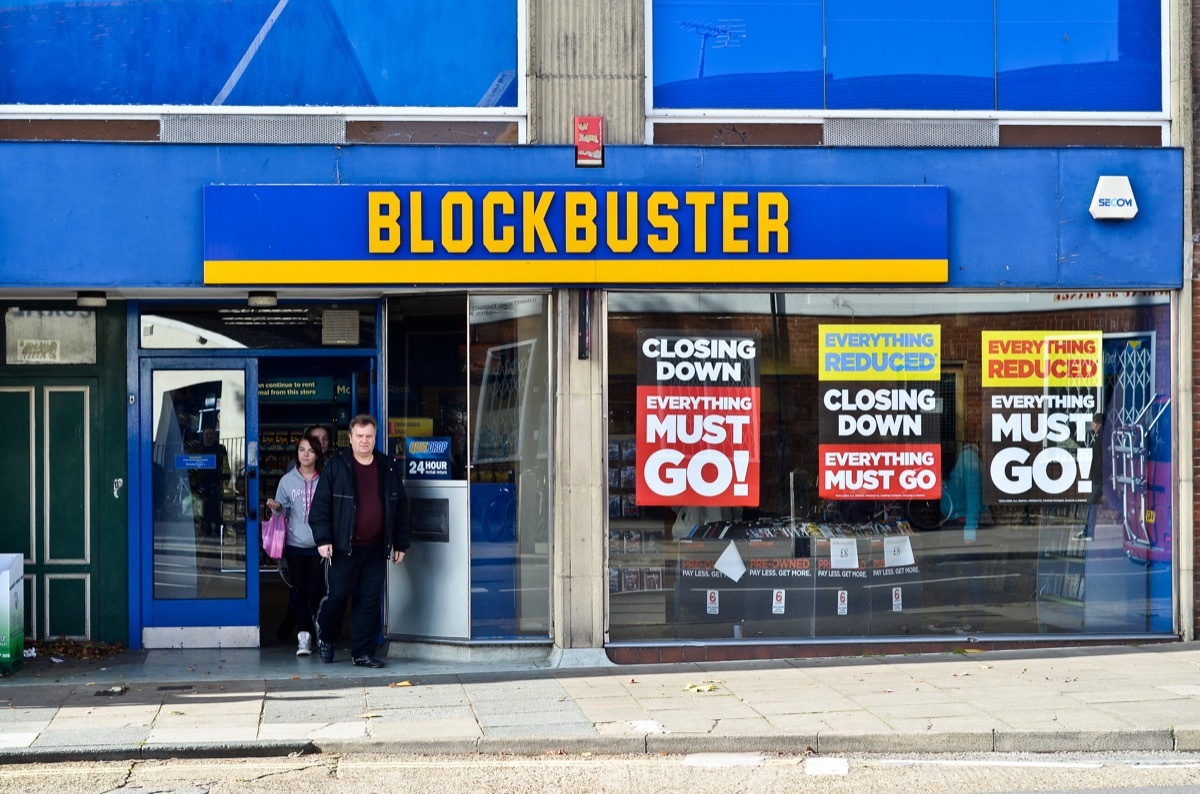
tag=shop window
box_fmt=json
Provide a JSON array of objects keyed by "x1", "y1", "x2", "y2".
[{"x1": 606, "y1": 291, "x2": 1174, "y2": 642}]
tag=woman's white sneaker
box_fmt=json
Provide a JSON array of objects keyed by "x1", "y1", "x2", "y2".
[{"x1": 296, "y1": 631, "x2": 313, "y2": 656}]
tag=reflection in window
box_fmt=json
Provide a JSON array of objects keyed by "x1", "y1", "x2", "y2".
[
  {"x1": 152, "y1": 370, "x2": 248, "y2": 600},
  {"x1": 997, "y1": 0, "x2": 1161, "y2": 111},
  {"x1": 825, "y1": 0, "x2": 994, "y2": 110},
  {"x1": 1, "y1": 1, "x2": 518, "y2": 108},
  {"x1": 651, "y1": 0, "x2": 1162, "y2": 112}
]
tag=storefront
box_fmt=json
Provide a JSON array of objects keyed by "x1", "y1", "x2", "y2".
[
  {"x1": 131, "y1": 296, "x2": 551, "y2": 648},
  {"x1": 0, "y1": 141, "x2": 1183, "y2": 654},
  {"x1": 606, "y1": 291, "x2": 1175, "y2": 643}
]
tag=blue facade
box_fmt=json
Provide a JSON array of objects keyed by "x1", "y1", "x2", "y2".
[{"x1": 0, "y1": 143, "x2": 1182, "y2": 291}]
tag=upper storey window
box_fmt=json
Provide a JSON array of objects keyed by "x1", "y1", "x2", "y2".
[
  {"x1": 651, "y1": 0, "x2": 1162, "y2": 112},
  {"x1": 0, "y1": 0, "x2": 519, "y2": 108}
]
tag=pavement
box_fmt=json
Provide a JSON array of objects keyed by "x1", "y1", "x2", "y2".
[{"x1": 3, "y1": 641, "x2": 1200, "y2": 762}]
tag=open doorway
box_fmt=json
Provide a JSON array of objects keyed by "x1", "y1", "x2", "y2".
[{"x1": 256, "y1": 355, "x2": 374, "y2": 648}]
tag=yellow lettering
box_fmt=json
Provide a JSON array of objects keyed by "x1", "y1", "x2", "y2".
[
  {"x1": 368, "y1": 191, "x2": 400, "y2": 254},
  {"x1": 409, "y1": 192, "x2": 434, "y2": 254},
  {"x1": 606, "y1": 191, "x2": 638, "y2": 253},
  {"x1": 565, "y1": 191, "x2": 597, "y2": 253},
  {"x1": 646, "y1": 191, "x2": 679, "y2": 253},
  {"x1": 757, "y1": 192, "x2": 789, "y2": 254},
  {"x1": 685, "y1": 192, "x2": 715, "y2": 254},
  {"x1": 483, "y1": 191, "x2": 514, "y2": 253},
  {"x1": 523, "y1": 191, "x2": 557, "y2": 253},
  {"x1": 722, "y1": 191, "x2": 749, "y2": 253},
  {"x1": 441, "y1": 191, "x2": 473, "y2": 254}
]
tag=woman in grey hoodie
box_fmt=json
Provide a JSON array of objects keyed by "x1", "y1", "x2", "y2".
[{"x1": 266, "y1": 433, "x2": 325, "y2": 656}]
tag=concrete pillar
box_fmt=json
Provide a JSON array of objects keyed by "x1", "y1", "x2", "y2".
[
  {"x1": 552, "y1": 289, "x2": 607, "y2": 648},
  {"x1": 528, "y1": 0, "x2": 644, "y2": 144}
]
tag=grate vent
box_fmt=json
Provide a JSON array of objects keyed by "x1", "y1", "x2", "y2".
[
  {"x1": 824, "y1": 118, "x2": 997, "y2": 147},
  {"x1": 322, "y1": 310, "x2": 360, "y2": 346},
  {"x1": 160, "y1": 114, "x2": 346, "y2": 144}
]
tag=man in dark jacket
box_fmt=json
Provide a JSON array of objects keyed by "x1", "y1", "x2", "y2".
[{"x1": 310, "y1": 414, "x2": 409, "y2": 667}]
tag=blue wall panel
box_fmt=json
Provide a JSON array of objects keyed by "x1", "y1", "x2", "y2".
[{"x1": 0, "y1": 143, "x2": 1182, "y2": 290}]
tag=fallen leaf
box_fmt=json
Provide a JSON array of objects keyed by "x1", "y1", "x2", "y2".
[
  {"x1": 358, "y1": 713, "x2": 381, "y2": 719},
  {"x1": 685, "y1": 683, "x2": 717, "y2": 693},
  {"x1": 27, "y1": 637, "x2": 124, "y2": 661},
  {"x1": 389, "y1": 680, "x2": 412, "y2": 687},
  {"x1": 291, "y1": 675, "x2": 301, "y2": 680}
]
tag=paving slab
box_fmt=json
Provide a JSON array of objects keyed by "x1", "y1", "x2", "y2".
[{"x1": 4, "y1": 642, "x2": 1200, "y2": 761}]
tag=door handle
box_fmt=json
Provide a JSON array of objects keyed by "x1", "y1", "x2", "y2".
[{"x1": 112, "y1": 478, "x2": 124, "y2": 499}]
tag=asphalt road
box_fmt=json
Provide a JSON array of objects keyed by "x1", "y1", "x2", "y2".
[{"x1": 3, "y1": 751, "x2": 1200, "y2": 794}]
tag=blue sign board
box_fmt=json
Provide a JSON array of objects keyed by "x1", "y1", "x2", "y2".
[
  {"x1": 203, "y1": 184, "x2": 950, "y2": 285},
  {"x1": 174, "y1": 454, "x2": 217, "y2": 470},
  {"x1": 404, "y1": 437, "x2": 453, "y2": 480}
]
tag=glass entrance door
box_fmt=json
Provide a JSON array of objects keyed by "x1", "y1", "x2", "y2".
[{"x1": 139, "y1": 358, "x2": 259, "y2": 642}]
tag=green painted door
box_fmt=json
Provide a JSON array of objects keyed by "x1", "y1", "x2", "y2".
[{"x1": 0, "y1": 381, "x2": 101, "y2": 640}]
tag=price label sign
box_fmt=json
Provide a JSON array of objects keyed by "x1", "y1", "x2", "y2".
[
  {"x1": 892, "y1": 586, "x2": 903, "y2": 612},
  {"x1": 772, "y1": 589, "x2": 785, "y2": 615},
  {"x1": 706, "y1": 589, "x2": 720, "y2": 615},
  {"x1": 884, "y1": 536, "x2": 915, "y2": 567},
  {"x1": 830, "y1": 538, "x2": 859, "y2": 569},
  {"x1": 837, "y1": 589, "x2": 848, "y2": 615}
]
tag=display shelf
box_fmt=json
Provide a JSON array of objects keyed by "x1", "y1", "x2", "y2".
[
  {"x1": 608, "y1": 521, "x2": 673, "y2": 627},
  {"x1": 1036, "y1": 521, "x2": 1088, "y2": 628},
  {"x1": 671, "y1": 517, "x2": 921, "y2": 637}
]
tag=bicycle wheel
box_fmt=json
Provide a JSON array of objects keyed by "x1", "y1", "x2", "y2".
[{"x1": 904, "y1": 497, "x2": 948, "y2": 531}]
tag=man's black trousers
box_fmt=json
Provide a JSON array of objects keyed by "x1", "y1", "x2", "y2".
[{"x1": 316, "y1": 542, "x2": 386, "y2": 659}]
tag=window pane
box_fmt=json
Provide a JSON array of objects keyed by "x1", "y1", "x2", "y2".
[
  {"x1": 0, "y1": 1, "x2": 518, "y2": 108},
  {"x1": 606, "y1": 291, "x2": 1174, "y2": 642},
  {"x1": 998, "y1": 0, "x2": 1161, "y2": 111},
  {"x1": 468, "y1": 295, "x2": 551, "y2": 639},
  {"x1": 652, "y1": 0, "x2": 824, "y2": 109},
  {"x1": 826, "y1": 0, "x2": 994, "y2": 110},
  {"x1": 152, "y1": 370, "x2": 247, "y2": 600}
]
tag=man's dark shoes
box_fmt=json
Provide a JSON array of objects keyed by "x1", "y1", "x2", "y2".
[
  {"x1": 352, "y1": 655, "x2": 385, "y2": 669},
  {"x1": 318, "y1": 640, "x2": 335, "y2": 664}
]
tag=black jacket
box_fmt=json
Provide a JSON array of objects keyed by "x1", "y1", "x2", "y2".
[{"x1": 309, "y1": 448, "x2": 410, "y2": 555}]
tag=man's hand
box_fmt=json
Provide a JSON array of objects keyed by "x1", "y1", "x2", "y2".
[
  {"x1": 392, "y1": 550, "x2": 406, "y2": 564},
  {"x1": 318, "y1": 544, "x2": 333, "y2": 559}
]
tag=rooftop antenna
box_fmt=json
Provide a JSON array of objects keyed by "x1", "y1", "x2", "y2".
[{"x1": 678, "y1": 19, "x2": 746, "y2": 79}]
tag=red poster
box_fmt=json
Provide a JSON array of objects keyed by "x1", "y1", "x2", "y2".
[
  {"x1": 819, "y1": 443, "x2": 941, "y2": 500},
  {"x1": 635, "y1": 331, "x2": 760, "y2": 506}
]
